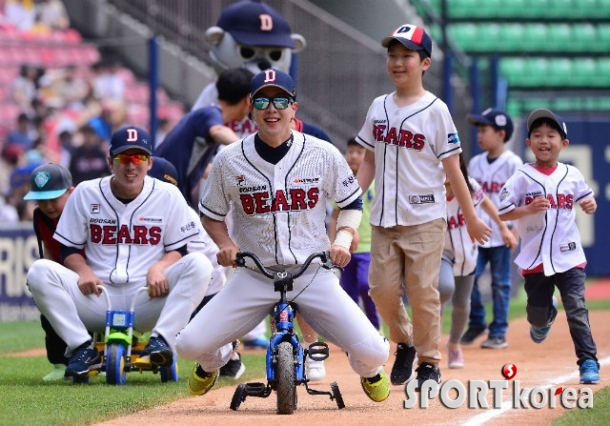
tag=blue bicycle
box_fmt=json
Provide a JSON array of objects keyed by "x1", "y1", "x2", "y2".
[{"x1": 229, "y1": 251, "x2": 345, "y2": 414}]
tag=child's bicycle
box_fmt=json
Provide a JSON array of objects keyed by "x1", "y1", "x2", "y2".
[
  {"x1": 229, "y1": 251, "x2": 345, "y2": 414},
  {"x1": 74, "y1": 286, "x2": 179, "y2": 385}
]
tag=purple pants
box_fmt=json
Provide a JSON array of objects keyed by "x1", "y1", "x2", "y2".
[{"x1": 340, "y1": 252, "x2": 380, "y2": 330}]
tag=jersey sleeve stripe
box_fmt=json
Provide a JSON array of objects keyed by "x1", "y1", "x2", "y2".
[
  {"x1": 437, "y1": 145, "x2": 461, "y2": 159},
  {"x1": 199, "y1": 202, "x2": 226, "y2": 221},
  {"x1": 336, "y1": 187, "x2": 362, "y2": 207},
  {"x1": 574, "y1": 191, "x2": 593, "y2": 203},
  {"x1": 53, "y1": 231, "x2": 86, "y2": 249}
]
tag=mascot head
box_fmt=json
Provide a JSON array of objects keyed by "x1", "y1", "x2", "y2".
[{"x1": 205, "y1": 0, "x2": 306, "y2": 75}]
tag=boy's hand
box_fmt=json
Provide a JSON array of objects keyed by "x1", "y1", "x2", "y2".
[
  {"x1": 580, "y1": 198, "x2": 597, "y2": 214},
  {"x1": 527, "y1": 196, "x2": 551, "y2": 214},
  {"x1": 467, "y1": 217, "x2": 492, "y2": 245},
  {"x1": 500, "y1": 224, "x2": 518, "y2": 250}
]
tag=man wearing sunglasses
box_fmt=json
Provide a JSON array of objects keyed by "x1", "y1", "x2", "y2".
[
  {"x1": 27, "y1": 126, "x2": 217, "y2": 379},
  {"x1": 176, "y1": 69, "x2": 391, "y2": 402}
]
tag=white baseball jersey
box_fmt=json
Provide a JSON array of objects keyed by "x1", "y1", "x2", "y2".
[
  {"x1": 498, "y1": 163, "x2": 593, "y2": 276},
  {"x1": 468, "y1": 150, "x2": 523, "y2": 248},
  {"x1": 356, "y1": 91, "x2": 461, "y2": 227},
  {"x1": 200, "y1": 131, "x2": 361, "y2": 266},
  {"x1": 443, "y1": 177, "x2": 485, "y2": 276},
  {"x1": 186, "y1": 207, "x2": 225, "y2": 295},
  {"x1": 54, "y1": 176, "x2": 199, "y2": 286}
]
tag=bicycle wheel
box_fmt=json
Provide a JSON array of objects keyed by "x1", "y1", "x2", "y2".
[
  {"x1": 106, "y1": 343, "x2": 127, "y2": 385},
  {"x1": 230, "y1": 383, "x2": 247, "y2": 411},
  {"x1": 276, "y1": 341, "x2": 297, "y2": 414}
]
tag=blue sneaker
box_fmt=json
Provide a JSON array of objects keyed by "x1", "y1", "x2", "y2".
[
  {"x1": 65, "y1": 342, "x2": 101, "y2": 377},
  {"x1": 243, "y1": 337, "x2": 270, "y2": 349},
  {"x1": 579, "y1": 360, "x2": 600, "y2": 384},
  {"x1": 141, "y1": 335, "x2": 174, "y2": 367},
  {"x1": 530, "y1": 296, "x2": 558, "y2": 344}
]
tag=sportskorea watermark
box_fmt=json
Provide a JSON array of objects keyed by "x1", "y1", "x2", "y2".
[{"x1": 404, "y1": 364, "x2": 593, "y2": 409}]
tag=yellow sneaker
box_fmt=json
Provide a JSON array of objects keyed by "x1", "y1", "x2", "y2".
[
  {"x1": 360, "y1": 369, "x2": 390, "y2": 402},
  {"x1": 188, "y1": 364, "x2": 219, "y2": 396}
]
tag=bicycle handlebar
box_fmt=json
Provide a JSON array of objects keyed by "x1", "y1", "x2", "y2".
[{"x1": 235, "y1": 251, "x2": 334, "y2": 280}]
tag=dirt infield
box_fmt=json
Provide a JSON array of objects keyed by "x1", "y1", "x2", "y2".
[{"x1": 93, "y1": 309, "x2": 610, "y2": 426}]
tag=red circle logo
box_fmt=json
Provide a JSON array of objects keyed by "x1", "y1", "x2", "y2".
[{"x1": 502, "y1": 363, "x2": 517, "y2": 380}]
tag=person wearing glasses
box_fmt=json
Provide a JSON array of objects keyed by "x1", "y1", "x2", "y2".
[
  {"x1": 175, "y1": 69, "x2": 391, "y2": 403},
  {"x1": 26, "y1": 126, "x2": 221, "y2": 379}
]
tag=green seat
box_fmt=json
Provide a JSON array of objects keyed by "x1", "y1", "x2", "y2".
[
  {"x1": 477, "y1": 23, "x2": 502, "y2": 52},
  {"x1": 523, "y1": 24, "x2": 549, "y2": 52},
  {"x1": 573, "y1": 23, "x2": 598, "y2": 52},
  {"x1": 572, "y1": 58, "x2": 597, "y2": 88},
  {"x1": 548, "y1": 24, "x2": 572, "y2": 52},
  {"x1": 528, "y1": 0, "x2": 551, "y2": 18},
  {"x1": 525, "y1": 58, "x2": 551, "y2": 86},
  {"x1": 448, "y1": 23, "x2": 479, "y2": 52},
  {"x1": 447, "y1": 0, "x2": 479, "y2": 18},
  {"x1": 498, "y1": 24, "x2": 525, "y2": 52},
  {"x1": 547, "y1": 0, "x2": 574, "y2": 19},
  {"x1": 571, "y1": 0, "x2": 598, "y2": 18},
  {"x1": 596, "y1": 24, "x2": 610, "y2": 52},
  {"x1": 596, "y1": 0, "x2": 610, "y2": 18},
  {"x1": 596, "y1": 58, "x2": 610, "y2": 85},
  {"x1": 501, "y1": 0, "x2": 528, "y2": 18},
  {"x1": 547, "y1": 58, "x2": 573, "y2": 87},
  {"x1": 499, "y1": 57, "x2": 528, "y2": 87}
]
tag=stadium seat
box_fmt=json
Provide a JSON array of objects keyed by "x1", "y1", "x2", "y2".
[
  {"x1": 523, "y1": 24, "x2": 549, "y2": 52},
  {"x1": 448, "y1": 23, "x2": 479, "y2": 52},
  {"x1": 595, "y1": 24, "x2": 610, "y2": 51},
  {"x1": 572, "y1": 23, "x2": 597, "y2": 52},
  {"x1": 547, "y1": 24, "x2": 572, "y2": 52},
  {"x1": 498, "y1": 24, "x2": 525, "y2": 52},
  {"x1": 547, "y1": 0, "x2": 574, "y2": 19},
  {"x1": 547, "y1": 58, "x2": 573, "y2": 87},
  {"x1": 572, "y1": 58, "x2": 597, "y2": 88},
  {"x1": 499, "y1": 57, "x2": 528, "y2": 87}
]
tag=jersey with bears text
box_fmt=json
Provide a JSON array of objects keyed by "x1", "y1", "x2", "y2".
[
  {"x1": 498, "y1": 163, "x2": 593, "y2": 276},
  {"x1": 469, "y1": 150, "x2": 522, "y2": 248},
  {"x1": 54, "y1": 176, "x2": 199, "y2": 286},
  {"x1": 356, "y1": 91, "x2": 461, "y2": 227},
  {"x1": 200, "y1": 131, "x2": 361, "y2": 267}
]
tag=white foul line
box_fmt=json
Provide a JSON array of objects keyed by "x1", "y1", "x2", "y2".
[{"x1": 461, "y1": 356, "x2": 610, "y2": 426}]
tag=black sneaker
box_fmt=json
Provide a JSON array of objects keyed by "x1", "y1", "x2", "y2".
[
  {"x1": 415, "y1": 362, "x2": 441, "y2": 391},
  {"x1": 219, "y1": 353, "x2": 246, "y2": 379},
  {"x1": 390, "y1": 343, "x2": 416, "y2": 385},
  {"x1": 64, "y1": 341, "x2": 101, "y2": 377},
  {"x1": 459, "y1": 327, "x2": 487, "y2": 345},
  {"x1": 142, "y1": 335, "x2": 174, "y2": 367}
]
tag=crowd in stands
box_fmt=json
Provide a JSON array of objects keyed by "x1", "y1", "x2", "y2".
[{"x1": 0, "y1": 1, "x2": 183, "y2": 223}]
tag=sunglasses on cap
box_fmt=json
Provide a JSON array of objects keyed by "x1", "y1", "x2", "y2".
[
  {"x1": 113, "y1": 153, "x2": 150, "y2": 165},
  {"x1": 252, "y1": 97, "x2": 294, "y2": 110}
]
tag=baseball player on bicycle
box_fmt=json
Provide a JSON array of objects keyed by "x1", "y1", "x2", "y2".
[
  {"x1": 26, "y1": 126, "x2": 216, "y2": 379},
  {"x1": 175, "y1": 69, "x2": 391, "y2": 403}
]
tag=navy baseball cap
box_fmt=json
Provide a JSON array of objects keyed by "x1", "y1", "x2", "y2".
[
  {"x1": 527, "y1": 108, "x2": 568, "y2": 139},
  {"x1": 467, "y1": 108, "x2": 514, "y2": 141},
  {"x1": 148, "y1": 157, "x2": 178, "y2": 186},
  {"x1": 23, "y1": 163, "x2": 72, "y2": 201},
  {"x1": 250, "y1": 68, "x2": 297, "y2": 99},
  {"x1": 109, "y1": 126, "x2": 153, "y2": 156},
  {"x1": 217, "y1": 0, "x2": 296, "y2": 49},
  {"x1": 381, "y1": 24, "x2": 433, "y2": 58}
]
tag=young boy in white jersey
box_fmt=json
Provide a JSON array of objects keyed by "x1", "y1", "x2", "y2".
[
  {"x1": 498, "y1": 108, "x2": 599, "y2": 384},
  {"x1": 355, "y1": 24, "x2": 491, "y2": 389},
  {"x1": 439, "y1": 154, "x2": 516, "y2": 369},
  {"x1": 461, "y1": 108, "x2": 521, "y2": 349}
]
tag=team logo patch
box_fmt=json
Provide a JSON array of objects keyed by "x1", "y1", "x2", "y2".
[
  {"x1": 237, "y1": 175, "x2": 246, "y2": 186},
  {"x1": 409, "y1": 194, "x2": 435, "y2": 204},
  {"x1": 33, "y1": 171, "x2": 51, "y2": 189},
  {"x1": 91, "y1": 204, "x2": 100, "y2": 213},
  {"x1": 447, "y1": 132, "x2": 460, "y2": 144},
  {"x1": 293, "y1": 177, "x2": 320, "y2": 184},
  {"x1": 499, "y1": 187, "x2": 510, "y2": 202},
  {"x1": 560, "y1": 242, "x2": 577, "y2": 252}
]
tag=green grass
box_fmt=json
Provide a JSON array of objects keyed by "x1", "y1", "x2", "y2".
[
  {"x1": 552, "y1": 386, "x2": 610, "y2": 425},
  {"x1": 0, "y1": 321, "x2": 266, "y2": 426}
]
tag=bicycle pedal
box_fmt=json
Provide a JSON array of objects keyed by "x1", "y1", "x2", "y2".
[{"x1": 306, "y1": 341, "x2": 329, "y2": 361}]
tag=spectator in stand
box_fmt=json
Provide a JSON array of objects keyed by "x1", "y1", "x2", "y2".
[
  {"x1": 54, "y1": 65, "x2": 88, "y2": 112},
  {"x1": 69, "y1": 124, "x2": 111, "y2": 185},
  {"x1": 91, "y1": 59, "x2": 125, "y2": 102},
  {"x1": 1, "y1": 144, "x2": 25, "y2": 202},
  {"x1": 57, "y1": 129, "x2": 75, "y2": 168},
  {"x1": 11, "y1": 64, "x2": 39, "y2": 114},
  {"x1": 34, "y1": 0, "x2": 69, "y2": 31},
  {"x1": 6, "y1": 112, "x2": 36, "y2": 150},
  {"x1": 4, "y1": 0, "x2": 36, "y2": 32},
  {"x1": 87, "y1": 99, "x2": 128, "y2": 145}
]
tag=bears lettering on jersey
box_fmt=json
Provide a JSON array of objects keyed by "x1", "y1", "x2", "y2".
[
  {"x1": 447, "y1": 213, "x2": 466, "y2": 230},
  {"x1": 480, "y1": 181, "x2": 505, "y2": 194},
  {"x1": 372, "y1": 124, "x2": 425, "y2": 151},
  {"x1": 239, "y1": 188, "x2": 319, "y2": 214},
  {"x1": 524, "y1": 193, "x2": 574, "y2": 209},
  {"x1": 90, "y1": 224, "x2": 162, "y2": 245}
]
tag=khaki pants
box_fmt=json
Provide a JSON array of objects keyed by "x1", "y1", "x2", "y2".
[{"x1": 369, "y1": 219, "x2": 445, "y2": 366}]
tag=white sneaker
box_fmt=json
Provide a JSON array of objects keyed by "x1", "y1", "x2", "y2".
[{"x1": 305, "y1": 358, "x2": 326, "y2": 381}]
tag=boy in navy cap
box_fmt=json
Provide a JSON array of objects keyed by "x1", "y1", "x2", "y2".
[
  {"x1": 462, "y1": 108, "x2": 521, "y2": 349},
  {"x1": 24, "y1": 163, "x2": 77, "y2": 381}
]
